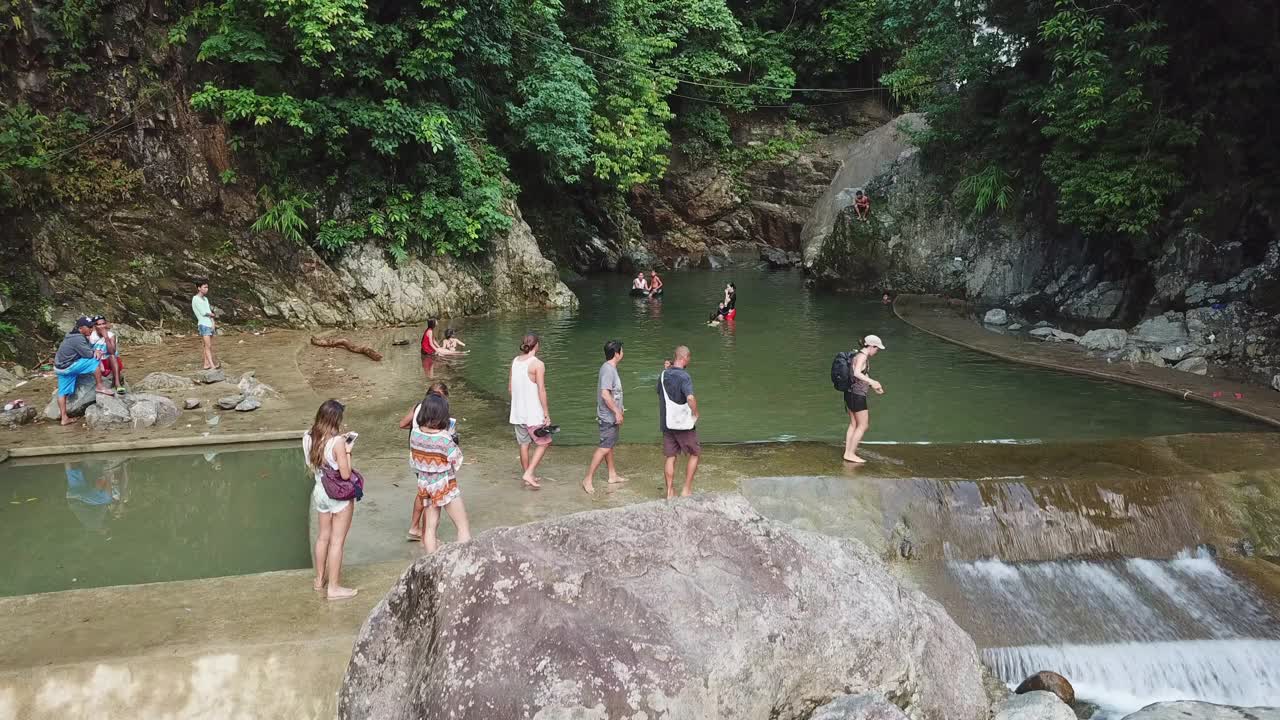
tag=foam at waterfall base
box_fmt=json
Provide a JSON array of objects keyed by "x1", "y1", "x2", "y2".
[{"x1": 986, "y1": 640, "x2": 1280, "y2": 718}]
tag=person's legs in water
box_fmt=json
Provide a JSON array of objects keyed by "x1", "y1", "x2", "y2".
[
  {"x1": 313, "y1": 510, "x2": 333, "y2": 591},
  {"x1": 843, "y1": 409, "x2": 859, "y2": 462},
  {"x1": 407, "y1": 490, "x2": 425, "y2": 541},
  {"x1": 444, "y1": 498, "x2": 471, "y2": 544},
  {"x1": 583, "y1": 446, "x2": 608, "y2": 494},
  {"x1": 325, "y1": 503, "x2": 358, "y2": 599},
  {"x1": 605, "y1": 448, "x2": 625, "y2": 484},
  {"x1": 847, "y1": 409, "x2": 870, "y2": 463},
  {"x1": 522, "y1": 442, "x2": 549, "y2": 487},
  {"x1": 422, "y1": 504, "x2": 442, "y2": 553}
]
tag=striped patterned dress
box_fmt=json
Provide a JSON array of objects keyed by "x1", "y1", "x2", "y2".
[{"x1": 410, "y1": 423, "x2": 462, "y2": 508}]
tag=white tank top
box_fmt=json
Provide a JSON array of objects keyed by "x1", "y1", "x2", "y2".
[{"x1": 509, "y1": 356, "x2": 544, "y2": 425}]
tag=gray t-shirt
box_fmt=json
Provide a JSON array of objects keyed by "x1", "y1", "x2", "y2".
[
  {"x1": 55, "y1": 332, "x2": 95, "y2": 370},
  {"x1": 597, "y1": 362, "x2": 623, "y2": 424},
  {"x1": 656, "y1": 367, "x2": 694, "y2": 432}
]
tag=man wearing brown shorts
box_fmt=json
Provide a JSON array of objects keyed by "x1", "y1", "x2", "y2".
[{"x1": 658, "y1": 346, "x2": 700, "y2": 498}]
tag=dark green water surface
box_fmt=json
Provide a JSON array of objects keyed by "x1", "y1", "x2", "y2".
[
  {"x1": 0, "y1": 446, "x2": 309, "y2": 597},
  {"x1": 444, "y1": 269, "x2": 1261, "y2": 445}
]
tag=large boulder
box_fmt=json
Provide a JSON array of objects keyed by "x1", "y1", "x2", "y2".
[
  {"x1": 993, "y1": 691, "x2": 1074, "y2": 720},
  {"x1": 1175, "y1": 356, "x2": 1209, "y2": 375},
  {"x1": 84, "y1": 394, "x2": 132, "y2": 428},
  {"x1": 1122, "y1": 702, "x2": 1280, "y2": 720},
  {"x1": 193, "y1": 368, "x2": 226, "y2": 384},
  {"x1": 811, "y1": 694, "x2": 910, "y2": 720},
  {"x1": 1013, "y1": 671, "x2": 1074, "y2": 705},
  {"x1": 42, "y1": 375, "x2": 98, "y2": 420},
  {"x1": 1133, "y1": 313, "x2": 1189, "y2": 345},
  {"x1": 135, "y1": 372, "x2": 195, "y2": 392},
  {"x1": 983, "y1": 308, "x2": 1009, "y2": 326},
  {"x1": 0, "y1": 404, "x2": 37, "y2": 428},
  {"x1": 339, "y1": 496, "x2": 986, "y2": 720},
  {"x1": 123, "y1": 393, "x2": 180, "y2": 428},
  {"x1": 1080, "y1": 329, "x2": 1128, "y2": 351}
]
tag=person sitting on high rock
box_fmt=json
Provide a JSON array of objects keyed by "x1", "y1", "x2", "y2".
[{"x1": 854, "y1": 190, "x2": 871, "y2": 222}]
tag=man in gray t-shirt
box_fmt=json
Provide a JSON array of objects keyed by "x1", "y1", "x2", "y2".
[{"x1": 583, "y1": 340, "x2": 626, "y2": 494}]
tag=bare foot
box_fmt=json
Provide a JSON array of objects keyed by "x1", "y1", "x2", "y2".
[
  {"x1": 522, "y1": 475, "x2": 542, "y2": 490},
  {"x1": 326, "y1": 586, "x2": 359, "y2": 600},
  {"x1": 313, "y1": 578, "x2": 325, "y2": 591},
  {"x1": 581, "y1": 479, "x2": 595, "y2": 495},
  {"x1": 95, "y1": 386, "x2": 115, "y2": 396},
  {"x1": 681, "y1": 489, "x2": 693, "y2": 497},
  {"x1": 607, "y1": 475, "x2": 628, "y2": 484},
  {"x1": 60, "y1": 417, "x2": 77, "y2": 426},
  {"x1": 843, "y1": 455, "x2": 867, "y2": 464}
]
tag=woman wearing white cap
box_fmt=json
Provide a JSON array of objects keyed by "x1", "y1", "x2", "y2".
[{"x1": 843, "y1": 334, "x2": 886, "y2": 463}]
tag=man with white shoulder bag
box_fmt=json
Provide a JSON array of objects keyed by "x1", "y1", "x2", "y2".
[{"x1": 658, "y1": 345, "x2": 700, "y2": 499}]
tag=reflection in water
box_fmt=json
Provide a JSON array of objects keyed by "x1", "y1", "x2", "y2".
[{"x1": 1, "y1": 448, "x2": 310, "y2": 596}]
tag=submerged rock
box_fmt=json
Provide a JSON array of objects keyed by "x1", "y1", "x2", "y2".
[
  {"x1": 339, "y1": 496, "x2": 986, "y2": 720},
  {"x1": 993, "y1": 691, "x2": 1075, "y2": 720},
  {"x1": 42, "y1": 375, "x2": 98, "y2": 420},
  {"x1": 135, "y1": 372, "x2": 195, "y2": 392},
  {"x1": 810, "y1": 694, "x2": 909, "y2": 720},
  {"x1": 1121, "y1": 702, "x2": 1280, "y2": 720},
  {"x1": 1079, "y1": 329, "x2": 1127, "y2": 351},
  {"x1": 1015, "y1": 671, "x2": 1074, "y2": 705},
  {"x1": 984, "y1": 308, "x2": 1009, "y2": 325}
]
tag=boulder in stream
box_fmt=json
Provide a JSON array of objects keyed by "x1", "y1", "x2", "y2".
[
  {"x1": 993, "y1": 691, "x2": 1075, "y2": 720},
  {"x1": 339, "y1": 496, "x2": 987, "y2": 720},
  {"x1": 1121, "y1": 702, "x2": 1280, "y2": 720},
  {"x1": 1014, "y1": 671, "x2": 1074, "y2": 704}
]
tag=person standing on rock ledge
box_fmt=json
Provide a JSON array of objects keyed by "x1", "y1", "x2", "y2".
[
  {"x1": 658, "y1": 346, "x2": 700, "y2": 498},
  {"x1": 843, "y1": 335, "x2": 886, "y2": 464},
  {"x1": 191, "y1": 279, "x2": 220, "y2": 370},
  {"x1": 509, "y1": 333, "x2": 553, "y2": 489},
  {"x1": 583, "y1": 340, "x2": 627, "y2": 495}
]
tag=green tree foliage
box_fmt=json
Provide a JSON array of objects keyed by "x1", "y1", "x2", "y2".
[
  {"x1": 881, "y1": 0, "x2": 1279, "y2": 256},
  {"x1": 0, "y1": 103, "x2": 139, "y2": 210}
]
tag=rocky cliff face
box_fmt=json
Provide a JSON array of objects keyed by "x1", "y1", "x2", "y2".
[
  {"x1": 805, "y1": 113, "x2": 1280, "y2": 385},
  {"x1": 0, "y1": 2, "x2": 574, "y2": 362}
]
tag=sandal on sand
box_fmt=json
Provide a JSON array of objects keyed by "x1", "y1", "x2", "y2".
[{"x1": 407, "y1": 533, "x2": 423, "y2": 542}]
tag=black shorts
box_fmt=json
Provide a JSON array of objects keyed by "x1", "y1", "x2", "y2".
[{"x1": 844, "y1": 391, "x2": 868, "y2": 413}]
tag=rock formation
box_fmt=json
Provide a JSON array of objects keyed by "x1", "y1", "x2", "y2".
[{"x1": 339, "y1": 496, "x2": 986, "y2": 720}]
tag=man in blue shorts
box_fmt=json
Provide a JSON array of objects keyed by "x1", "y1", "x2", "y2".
[{"x1": 54, "y1": 316, "x2": 113, "y2": 425}]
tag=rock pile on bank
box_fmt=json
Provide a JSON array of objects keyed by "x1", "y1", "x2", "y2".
[
  {"x1": 37, "y1": 368, "x2": 274, "y2": 428},
  {"x1": 339, "y1": 495, "x2": 987, "y2": 720}
]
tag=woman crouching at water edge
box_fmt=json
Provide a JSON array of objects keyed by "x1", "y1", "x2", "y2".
[
  {"x1": 303, "y1": 399, "x2": 359, "y2": 600},
  {"x1": 408, "y1": 392, "x2": 470, "y2": 553},
  {"x1": 844, "y1": 335, "x2": 886, "y2": 464}
]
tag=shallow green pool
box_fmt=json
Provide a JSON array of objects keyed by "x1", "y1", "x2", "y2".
[
  {"x1": 442, "y1": 269, "x2": 1262, "y2": 445},
  {"x1": 0, "y1": 447, "x2": 310, "y2": 597}
]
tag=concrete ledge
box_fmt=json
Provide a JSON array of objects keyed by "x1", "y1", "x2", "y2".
[
  {"x1": 893, "y1": 294, "x2": 1280, "y2": 430},
  {"x1": 2, "y1": 430, "x2": 308, "y2": 460}
]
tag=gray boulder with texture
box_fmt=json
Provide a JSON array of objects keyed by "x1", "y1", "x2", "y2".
[
  {"x1": 1273, "y1": 374, "x2": 1280, "y2": 392},
  {"x1": 1174, "y1": 356, "x2": 1209, "y2": 375},
  {"x1": 135, "y1": 372, "x2": 195, "y2": 392},
  {"x1": 1133, "y1": 313, "x2": 1190, "y2": 345},
  {"x1": 124, "y1": 393, "x2": 180, "y2": 428},
  {"x1": 992, "y1": 691, "x2": 1075, "y2": 720},
  {"x1": 1079, "y1": 329, "x2": 1128, "y2": 351},
  {"x1": 0, "y1": 404, "x2": 37, "y2": 428},
  {"x1": 237, "y1": 371, "x2": 277, "y2": 399},
  {"x1": 42, "y1": 375, "x2": 98, "y2": 420},
  {"x1": 193, "y1": 368, "x2": 226, "y2": 384},
  {"x1": 217, "y1": 395, "x2": 244, "y2": 410},
  {"x1": 339, "y1": 495, "x2": 987, "y2": 720},
  {"x1": 84, "y1": 394, "x2": 132, "y2": 428},
  {"x1": 810, "y1": 694, "x2": 910, "y2": 720},
  {"x1": 1122, "y1": 702, "x2": 1280, "y2": 720},
  {"x1": 234, "y1": 397, "x2": 261, "y2": 412},
  {"x1": 983, "y1": 308, "x2": 1009, "y2": 325}
]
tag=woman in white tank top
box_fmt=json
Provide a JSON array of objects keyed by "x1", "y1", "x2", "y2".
[{"x1": 509, "y1": 333, "x2": 551, "y2": 488}]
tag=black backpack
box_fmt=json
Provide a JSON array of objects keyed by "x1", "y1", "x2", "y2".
[{"x1": 831, "y1": 351, "x2": 854, "y2": 392}]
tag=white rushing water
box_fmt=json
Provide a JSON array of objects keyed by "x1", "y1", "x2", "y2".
[
  {"x1": 947, "y1": 551, "x2": 1280, "y2": 716},
  {"x1": 986, "y1": 640, "x2": 1280, "y2": 717}
]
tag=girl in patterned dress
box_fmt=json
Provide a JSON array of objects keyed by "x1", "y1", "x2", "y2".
[{"x1": 409, "y1": 392, "x2": 470, "y2": 552}]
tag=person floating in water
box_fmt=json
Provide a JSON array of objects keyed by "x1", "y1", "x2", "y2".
[
  {"x1": 882, "y1": 292, "x2": 893, "y2": 306},
  {"x1": 648, "y1": 270, "x2": 664, "y2": 298},
  {"x1": 630, "y1": 273, "x2": 649, "y2": 296},
  {"x1": 439, "y1": 328, "x2": 468, "y2": 355},
  {"x1": 843, "y1": 334, "x2": 886, "y2": 464},
  {"x1": 854, "y1": 190, "x2": 871, "y2": 222}
]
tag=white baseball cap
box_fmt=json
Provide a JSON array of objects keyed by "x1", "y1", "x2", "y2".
[{"x1": 864, "y1": 334, "x2": 886, "y2": 350}]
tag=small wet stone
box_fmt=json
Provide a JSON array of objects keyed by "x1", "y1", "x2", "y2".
[
  {"x1": 206, "y1": 414, "x2": 220, "y2": 426},
  {"x1": 217, "y1": 395, "x2": 243, "y2": 410},
  {"x1": 184, "y1": 398, "x2": 201, "y2": 410},
  {"x1": 234, "y1": 398, "x2": 261, "y2": 412}
]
